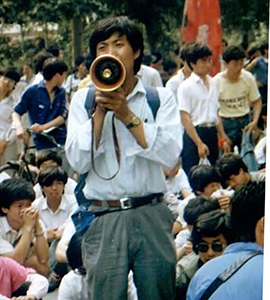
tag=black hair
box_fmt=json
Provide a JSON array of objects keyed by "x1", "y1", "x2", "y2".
[
  {"x1": 248, "y1": 46, "x2": 259, "y2": 58},
  {"x1": 150, "y1": 52, "x2": 162, "y2": 64},
  {"x1": 0, "y1": 179, "x2": 35, "y2": 216},
  {"x1": 33, "y1": 50, "x2": 54, "y2": 73},
  {"x1": 222, "y1": 45, "x2": 246, "y2": 63},
  {"x1": 163, "y1": 60, "x2": 177, "y2": 72},
  {"x1": 47, "y1": 45, "x2": 60, "y2": 57},
  {"x1": 42, "y1": 57, "x2": 68, "y2": 81},
  {"x1": 185, "y1": 43, "x2": 212, "y2": 70},
  {"x1": 183, "y1": 196, "x2": 220, "y2": 226},
  {"x1": 74, "y1": 56, "x2": 85, "y2": 68},
  {"x1": 66, "y1": 233, "x2": 84, "y2": 270},
  {"x1": 85, "y1": 53, "x2": 94, "y2": 71},
  {"x1": 231, "y1": 181, "x2": 265, "y2": 243},
  {"x1": 3, "y1": 67, "x2": 21, "y2": 83},
  {"x1": 89, "y1": 16, "x2": 144, "y2": 75},
  {"x1": 192, "y1": 209, "x2": 233, "y2": 254},
  {"x1": 36, "y1": 149, "x2": 62, "y2": 169},
  {"x1": 179, "y1": 42, "x2": 196, "y2": 61},
  {"x1": 37, "y1": 166, "x2": 68, "y2": 187},
  {"x1": 189, "y1": 165, "x2": 221, "y2": 194},
  {"x1": 260, "y1": 43, "x2": 268, "y2": 56},
  {"x1": 215, "y1": 154, "x2": 248, "y2": 186}
]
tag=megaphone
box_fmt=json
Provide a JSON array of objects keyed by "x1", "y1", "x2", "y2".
[{"x1": 90, "y1": 54, "x2": 126, "y2": 92}]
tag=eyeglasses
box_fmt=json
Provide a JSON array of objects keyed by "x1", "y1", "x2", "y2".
[{"x1": 196, "y1": 241, "x2": 225, "y2": 253}]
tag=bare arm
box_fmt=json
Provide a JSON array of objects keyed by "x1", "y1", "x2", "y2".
[
  {"x1": 216, "y1": 116, "x2": 231, "y2": 153},
  {"x1": 31, "y1": 115, "x2": 65, "y2": 133},
  {"x1": 245, "y1": 58, "x2": 258, "y2": 72},
  {"x1": 12, "y1": 112, "x2": 24, "y2": 139},
  {"x1": 180, "y1": 110, "x2": 209, "y2": 158},
  {"x1": 245, "y1": 98, "x2": 262, "y2": 133}
]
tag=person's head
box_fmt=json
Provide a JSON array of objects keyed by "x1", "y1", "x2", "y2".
[
  {"x1": 74, "y1": 56, "x2": 86, "y2": 75},
  {"x1": 22, "y1": 63, "x2": 33, "y2": 78},
  {"x1": 248, "y1": 46, "x2": 260, "y2": 59},
  {"x1": 36, "y1": 149, "x2": 62, "y2": 171},
  {"x1": 47, "y1": 45, "x2": 60, "y2": 57},
  {"x1": 192, "y1": 209, "x2": 233, "y2": 264},
  {"x1": 230, "y1": 181, "x2": 265, "y2": 248},
  {"x1": 150, "y1": 52, "x2": 163, "y2": 71},
  {"x1": 89, "y1": 16, "x2": 144, "y2": 76},
  {"x1": 42, "y1": 57, "x2": 68, "y2": 85},
  {"x1": 37, "y1": 166, "x2": 67, "y2": 201},
  {"x1": 163, "y1": 60, "x2": 177, "y2": 76},
  {"x1": 260, "y1": 43, "x2": 268, "y2": 57},
  {"x1": 185, "y1": 43, "x2": 212, "y2": 76},
  {"x1": 189, "y1": 165, "x2": 222, "y2": 197},
  {"x1": 222, "y1": 45, "x2": 246, "y2": 75},
  {"x1": 66, "y1": 233, "x2": 85, "y2": 274},
  {"x1": 0, "y1": 67, "x2": 21, "y2": 97},
  {"x1": 0, "y1": 179, "x2": 35, "y2": 229},
  {"x1": 183, "y1": 196, "x2": 220, "y2": 228},
  {"x1": 33, "y1": 50, "x2": 54, "y2": 74},
  {"x1": 216, "y1": 154, "x2": 249, "y2": 190}
]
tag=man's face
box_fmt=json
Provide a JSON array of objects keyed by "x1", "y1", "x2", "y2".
[
  {"x1": 2, "y1": 200, "x2": 32, "y2": 229},
  {"x1": 96, "y1": 32, "x2": 140, "y2": 76},
  {"x1": 42, "y1": 180, "x2": 64, "y2": 202},
  {"x1": 197, "y1": 234, "x2": 227, "y2": 264},
  {"x1": 227, "y1": 168, "x2": 247, "y2": 190},
  {"x1": 0, "y1": 76, "x2": 16, "y2": 96},
  {"x1": 191, "y1": 56, "x2": 212, "y2": 77},
  {"x1": 202, "y1": 182, "x2": 221, "y2": 198},
  {"x1": 226, "y1": 59, "x2": 244, "y2": 76},
  {"x1": 78, "y1": 63, "x2": 87, "y2": 75}
]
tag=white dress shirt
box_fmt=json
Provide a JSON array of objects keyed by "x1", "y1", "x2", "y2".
[
  {"x1": 178, "y1": 72, "x2": 220, "y2": 126},
  {"x1": 65, "y1": 79, "x2": 182, "y2": 200},
  {"x1": 166, "y1": 69, "x2": 186, "y2": 99},
  {"x1": 32, "y1": 195, "x2": 78, "y2": 230},
  {"x1": 136, "y1": 65, "x2": 163, "y2": 87}
]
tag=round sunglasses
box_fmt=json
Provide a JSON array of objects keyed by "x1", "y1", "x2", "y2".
[{"x1": 196, "y1": 241, "x2": 225, "y2": 253}]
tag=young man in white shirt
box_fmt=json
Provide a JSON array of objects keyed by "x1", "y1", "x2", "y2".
[
  {"x1": 178, "y1": 43, "x2": 230, "y2": 175},
  {"x1": 0, "y1": 178, "x2": 49, "y2": 277},
  {"x1": 65, "y1": 16, "x2": 182, "y2": 300}
]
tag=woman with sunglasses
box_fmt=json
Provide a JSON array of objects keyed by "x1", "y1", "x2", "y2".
[{"x1": 175, "y1": 209, "x2": 234, "y2": 300}]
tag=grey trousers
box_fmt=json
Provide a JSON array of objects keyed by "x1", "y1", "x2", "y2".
[{"x1": 82, "y1": 201, "x2": 176, "y2": 300}]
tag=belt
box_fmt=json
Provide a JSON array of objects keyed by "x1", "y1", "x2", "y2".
[
  {"x1": 221, "y1": 113, "x2": 249, "y2": 120},
  {"x1": 197, "y1": 122, "x2": 216, "y2": 128},
  {"x1": 91, "y1": 193, "x2": 164, "y2": 210}
]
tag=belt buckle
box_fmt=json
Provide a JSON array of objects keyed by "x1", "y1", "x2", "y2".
[{"x1": 120, "y1": 198, "x2": 132, "y2": 209}]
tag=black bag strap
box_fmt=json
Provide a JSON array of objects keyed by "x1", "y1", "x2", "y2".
[{"x1": 199, "y1": 250, "x2": 263, "y2": 300}]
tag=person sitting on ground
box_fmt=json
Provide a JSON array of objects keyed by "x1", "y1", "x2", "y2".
[
  {"x1": 32, "y1": 166, "x2": 78, "y2": 292},
  {"x1": 187, "y1": 181, "x2": 265, "y2": 300},
  {"x1": 175, "y1": 195, "x2": 220, "y2": 260},
  {"x1": 34, "y1": 149, "x2": 77, "y2": 199},
  {"x1": 175, "y1": 209, "x2": 233, "y2": 300},
  {"x1": 0, "y1": 178, "x2": 49, "y2": 276},
  {"x1": 0, "y1": 256, "x2": 49, "y2": 300},
  {"x1": 176, "y1": 165, "x2": 232, "y2": 232},
  {"x1": 216, "y1": 153, "x2": 265, "y2": 190}
]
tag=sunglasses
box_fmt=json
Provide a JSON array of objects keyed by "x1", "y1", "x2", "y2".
[{"x1": 196, "y1": 241, "x2": 225, "y2": 253}]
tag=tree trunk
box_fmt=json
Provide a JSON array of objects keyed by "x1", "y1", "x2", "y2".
[{"x1": 71, "y1": 17, "x2": 84, "y2": 63}]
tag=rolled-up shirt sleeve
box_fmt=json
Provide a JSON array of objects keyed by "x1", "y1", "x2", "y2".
[
  {"x1": 14, "y1": 89, "x2": 29, "y2": 116},
  {"x1": 65, "y1": 88, "x2": 105, "y2": 174},
  {"x1": 125, "y1": 88, "x2": 182, "y2": 169}
]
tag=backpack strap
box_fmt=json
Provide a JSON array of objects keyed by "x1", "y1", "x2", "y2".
[
  {"x1": 145, "y1": 86, "x2": 160, "y2": 120},
  {"x1": 84, "y1": 86, "x2": 96, "y2": 118},
  {"x1": 199, "y1": 250, "x2": 263, "y2": 300}
]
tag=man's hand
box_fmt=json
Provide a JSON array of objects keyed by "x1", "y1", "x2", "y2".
[
  {"x1": 216, "y1": 196, "x2": 231, "y2": 211},
  {"x1": 197, "y1": 142, "x2": 209, "y2": 158},
  {"x1": 176, "y1": 240, "x2": 193, "y2": 260},
  {"x1": 244, "y1": 121, "x2": 257, "y2": 134},
  {"x1": 12, "y1": 295, "x2": 36, "y2": 300},
  {"x1": 15, "y1": 125, "x2": 25, "y2": 139},
  {"x1": 30, "y1": 123, "x2": 46, "y2": 133},
  {"x1": 0, "y1": 139, "x2": 8, "y2": 156},
  {"x1": 46, "y1": 227, "x2": 59, "y2": 243},
  {"x1": 95, "y1": 88, "x2": 131, "y2": 123},
  {"x1": 21, "y1": 207, "x2": 38, "y2": 233}
]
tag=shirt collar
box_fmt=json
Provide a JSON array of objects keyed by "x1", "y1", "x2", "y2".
[
  {"x1": 38, "y1": 79, "x2": 61, "y2": 93},
  {"x1": 126, "y1": 78, "x2": 146, "y2": 102},
  {"x1": 0, "y1": 216, "x2": 18, "y2": 235},
  {"x1": 41, "y1": 196, "x2": 67, "y2": 213}
]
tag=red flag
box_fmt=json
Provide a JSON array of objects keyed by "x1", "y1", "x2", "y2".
[{"x1": 183, "y1": 0, "x2": 222, "y2": 76}]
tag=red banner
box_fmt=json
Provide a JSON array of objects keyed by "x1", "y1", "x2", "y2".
[{"x1": 183, "y1": 0, "x2": 222, "y2": 76}]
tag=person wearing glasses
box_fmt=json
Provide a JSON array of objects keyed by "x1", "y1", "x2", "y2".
[{"x1": 175, "y1": 209, "x2": 233, "y2": 300}]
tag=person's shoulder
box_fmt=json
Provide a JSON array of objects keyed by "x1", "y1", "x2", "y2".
[{"x1": 241, "y1": 68, "x2": 256, "y2": 81}]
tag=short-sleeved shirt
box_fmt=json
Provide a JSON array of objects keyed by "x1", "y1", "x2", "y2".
[
  {"x1": 166, "y1": 69, "x2": 186, "y2": 99},
  {"x1": 213, "y1": 69, "x2": 260, "y2": 118},
  {"x1": 178, "y1": 73, "x2": 220, "y2": 126},
  {"x1": 14, "y1": 80, "x2": 68, "y2": 150}
]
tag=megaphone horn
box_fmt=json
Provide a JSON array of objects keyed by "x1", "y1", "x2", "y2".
[{"x1": 90, "y1": 54, "x2": 126, "y2": 92}]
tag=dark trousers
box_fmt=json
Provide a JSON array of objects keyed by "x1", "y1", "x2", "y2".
[{"x1": 181, "y1": 126, "x2": 219, "y2": 176}]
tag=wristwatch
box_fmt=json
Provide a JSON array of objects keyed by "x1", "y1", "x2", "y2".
[{"x1": 126, "y1": 116, "x2": 141, "y2": 129}]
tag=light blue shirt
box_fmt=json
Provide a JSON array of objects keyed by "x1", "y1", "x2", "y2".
[{"x1": 187, "y1": 242, "x2": 263, "y2": 300}]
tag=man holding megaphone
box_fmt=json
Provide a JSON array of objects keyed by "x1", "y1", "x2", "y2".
[{"x1": 66, "y1": 16, "x2": 182, "y2": 300}]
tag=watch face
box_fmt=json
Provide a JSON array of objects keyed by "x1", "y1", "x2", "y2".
[{"x1": 133, "y1": 117, "x2": 141, "y2": 126}]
